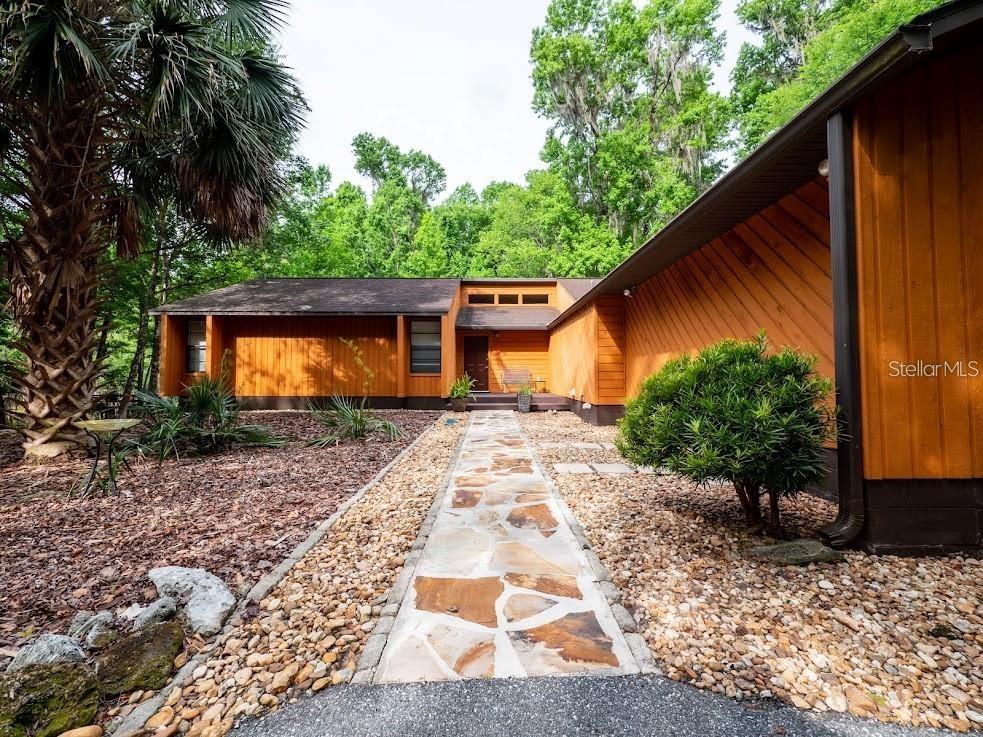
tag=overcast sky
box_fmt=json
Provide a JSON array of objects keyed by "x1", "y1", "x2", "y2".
[{"x1": 278, "y1": 0, "x2": 754, "y2": 196}]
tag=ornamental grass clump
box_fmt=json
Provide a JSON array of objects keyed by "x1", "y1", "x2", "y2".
[
  {"x1": 617, "y1": 333, "x2": 835, "y2": 534},
  {"x1": 131, "y1": 376, "x2": 285, "y2": 462},
  {"x1": 307, "y1": 396, "x2": 401, "y2": 447},
  {"x1": 306, "y1": 338, "x2": 402, "y2": 446}
]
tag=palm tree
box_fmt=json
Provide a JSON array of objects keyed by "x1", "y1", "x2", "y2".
[{"x1": 0, "y1": 0, "x2": 305, "y2": 456}]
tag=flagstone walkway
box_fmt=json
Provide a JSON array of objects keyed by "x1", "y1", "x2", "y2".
[{"x1": 373, "y1": 411, "x2": 638, "y2": 683}]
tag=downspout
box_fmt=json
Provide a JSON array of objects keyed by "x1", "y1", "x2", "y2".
[{"x1": 821, "y1": 110, "x2": 865, "y2": 548}]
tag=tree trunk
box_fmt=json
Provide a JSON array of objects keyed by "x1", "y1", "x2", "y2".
[
  {"x1": 5, "y1": 100, "x2": 107, "y2": 457},
  {"x1": 95, "y1": 311, "x2": 112, "y2": 366},
  {"x1": 146, "y1": 236, "x2": 173, "y2": 394},
  {"x1": 734, "y1": 481, "x2": 763, "y2": 529},
  {"x1": 119, "y1": 224, "x2": 162, "y2": 414},
  {"x1": 767, "y1": 488, "x2": 783, "y2": 537}
]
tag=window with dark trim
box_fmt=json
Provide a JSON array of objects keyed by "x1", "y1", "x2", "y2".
[
  {"x1": 186, "y1": 319, "x2": 206, "y2": 374},
  {"x1": 497, "y1": 294, "x2": 518, "y2": 304},
  {"x1": 521, "y1": 293, "x2": 549, "y2": 304},
  {"x1": 468, "y1": 293, "x2": 494, "y2": 305},
  {"x1": 410, "y1": 319, "x2": 441, "y2": 374}
]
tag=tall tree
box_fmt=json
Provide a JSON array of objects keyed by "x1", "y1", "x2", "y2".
[
  {"x1": 531, "y1": 0, "x2": 730, "y2": 244},
  {"x1": 352, "y1": 132, "x2": 447, "y2": 204},
  {"x1": 734, "y1": 0, "x2": 947, "y2": 151},
  {"x1": 731, "y1": 0, "x2": 829, "y2": 152},
  {"x1": 0, "y1": 0, "x2": 305, "y2": 455},
  {"x1": 469, "y1": 170, "x2": 627, "y2": 277}
]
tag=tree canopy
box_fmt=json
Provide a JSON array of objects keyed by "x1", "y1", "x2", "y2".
[{"x1": 0, "y1": 0, "x2": 951, "y2": 415}]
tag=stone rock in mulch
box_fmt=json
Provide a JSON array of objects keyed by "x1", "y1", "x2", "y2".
[
  {"x1": 6, "y1": 634, "x2": 85, "y2": 672},
  {"x1": 748, "y1": 538, "x2": 845, "y2": 566},
  {"x1": 131, "y1": 596, "x2": 178, "y2": 630},
  {"x1": 148, "y1": 567, "x2": 235, "y2": 636},
  {"x1": 95, "y1": 621, "x2": 184, "y2": 696},
  {"x1": 139, "y1": 415, "x2": 465, "y2": 734},
  {"x1": 0, "y1": 661, "x2": 99, "y2": 737},
  {"x1": 69, "y1": 611, "x2": 119, "y2": 650}
]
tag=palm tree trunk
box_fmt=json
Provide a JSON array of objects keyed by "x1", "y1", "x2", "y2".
[{"x1": 5, "y1": 100, "x2": 106, "y2": 457}]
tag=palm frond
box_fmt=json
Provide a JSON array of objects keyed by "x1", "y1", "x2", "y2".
[
  {"x1": 218, "y1": 0, "x2": 288, "y2": 42},
  {"x1": 1, "y1": 1, "x2": 109, "y2": 102}
]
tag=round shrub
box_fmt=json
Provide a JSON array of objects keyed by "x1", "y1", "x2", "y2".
[{"x1": 617, "y1": 333, "x2": 835, "y2": 533}]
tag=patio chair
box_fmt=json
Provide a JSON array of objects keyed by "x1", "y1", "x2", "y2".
[{"x1": 501, "y1": 367, "x2": 532, "y2": 393}]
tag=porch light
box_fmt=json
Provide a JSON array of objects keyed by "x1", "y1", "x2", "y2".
[
  {"x1": 818, "y1": 158, "x2": 830, "y2": 177},
  {"x1": 623, "y1": 285, "x2": 637, "y2": 298}
]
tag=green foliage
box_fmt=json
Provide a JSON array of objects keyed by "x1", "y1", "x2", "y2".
[
  {"x1": 469, "y1": 171, "x2": 629, "y2": 277},
  {"x1": 617, "y1": 334, "x2": 834, "y2": 531},
  {"x1": 130, "y1": 376, "x2": 284, "y2": 462},
  {"x1": 517, "y1": 382, "x2": 533, "y2": 397},
  {"x1": 307, "y1": 395, "x2": 402, "y2": 447},
  {"x1": 353, "y1": 132, "x2": 447, "y2": 204},
  {"x1": 531, "y1": 0, "x2": 731, "y2": 244},
  {"x1": 734, "y1": 0, "x2": 947, "y2": 151},
  {"x1": 449, "y1": 374, "x2": 477, "y2": 400},
  {"x1": 730, "y1": 0, "x2": 829, "y2": 151},
  {"x1": 0, "y1": 307, "x2": 22, "y2": 425}
]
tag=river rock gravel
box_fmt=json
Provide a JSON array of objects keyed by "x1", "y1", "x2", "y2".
[
  {"x1": 519, "y1": 411, "x2": 983, "y2": 733},
  {"x1": 135, "y1": 414, "x2": 466, "y2": 736}
]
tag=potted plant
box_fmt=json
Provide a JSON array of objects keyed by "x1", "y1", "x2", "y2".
[
  {"x1": 449, "y1": 374, "x2": 476, "y2": 412},
  {"x1": 516, "y1": 382, "x2": 533, "y2": 413}
]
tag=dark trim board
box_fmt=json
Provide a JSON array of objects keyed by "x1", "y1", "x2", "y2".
[
  {"x1": 862, "y1": 479, "x2": 983, "y2": 555},
  {"x1": 238, "y1": 396, "x2": 445, "y2": 411},
  {"x1": 570, "y1": 401, "x2": 625, "y2": 426},
  {"x1": 404, "y1": 397, "x2": 449, "y2": 410}
]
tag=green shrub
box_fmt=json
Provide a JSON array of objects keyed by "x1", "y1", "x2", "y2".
[
  {"x1": 130, "y1": 375, "x2": 285, "y2": 462},
  {"x1": 307, "y1": 395, "x2": 401, "y2": 447},
  {"x1": 449, "y1": 374, "x2": 476, "y2": 400},
  {"x1": 617, "y1": 333, "x2": 834, "y2": 534}
]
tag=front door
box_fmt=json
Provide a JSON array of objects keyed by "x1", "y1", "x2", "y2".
[{"x1": 463, "y1": 336, "x2": 490, "y2": 391}]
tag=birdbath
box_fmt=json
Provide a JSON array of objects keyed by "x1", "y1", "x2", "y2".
[{"x1": 73, "y1": 418, "x2": 142, "y2": 497}]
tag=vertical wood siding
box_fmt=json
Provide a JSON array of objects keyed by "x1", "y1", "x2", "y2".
[
  {"x1": 853, "y1": 41, "x2": 983, "y2": 480},
  {"x1": 440, "y1": 291, "x2": 462, "y2": 396},
  {"x1": 595, "y1": 295, "x2": 626, "y2": 404},
  {"x1": 625, "y1": 179, "x2": 834, "y2": 399},
  {"x1": 228, "y1": 316, "x2": 398, "y2": 397},
  {"x1": 159, "y1": 314, "x2": 187, "y2": 396},
  {"x1": 454, "y1": 331, "x2": 551, "y2": 392},
  {"x1": 548, "y1": 303, "x2": 597, "y2": 403}
]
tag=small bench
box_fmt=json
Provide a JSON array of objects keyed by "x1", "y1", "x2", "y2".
[{"x1": 501, "y1": 368, "x2": 532, "y2": 393}]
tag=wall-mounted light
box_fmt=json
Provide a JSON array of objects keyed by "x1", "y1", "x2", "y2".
[
  {"x1": 622, "y1": 285, "x2": 637, "y2": 298},
  {"x1": 818, "y1": 158, "x2": 830, "y2": 177}
]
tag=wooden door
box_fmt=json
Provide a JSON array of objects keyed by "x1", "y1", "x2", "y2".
[{"x1": 463, "y1": 336, "x2": 489, "y2": 391}]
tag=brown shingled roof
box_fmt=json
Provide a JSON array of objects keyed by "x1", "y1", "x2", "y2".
[
  {"x1": 150, "y1": 278, "x2": 460, "y2": 316},
  {"x1": 456, "y1": 307, "x2": 559, "y2": 330}
]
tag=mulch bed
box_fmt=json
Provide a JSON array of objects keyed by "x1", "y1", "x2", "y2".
[{"x1": 0, "y1": 410, "x2": 439, "y2": 653}]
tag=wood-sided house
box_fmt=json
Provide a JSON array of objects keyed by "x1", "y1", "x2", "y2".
[{"x1": 153, "y1": 0, "x2": 983, "y2": 555}]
